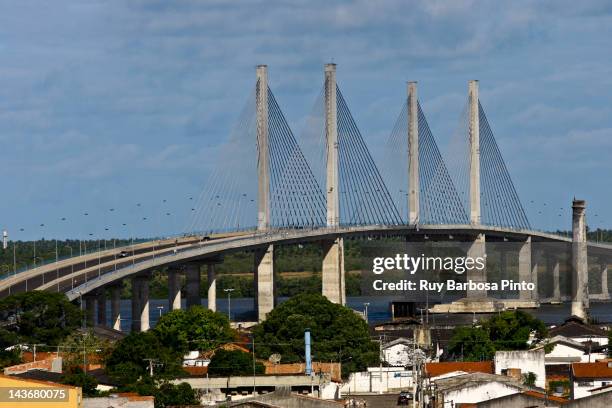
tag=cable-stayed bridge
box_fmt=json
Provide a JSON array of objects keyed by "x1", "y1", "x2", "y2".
[{"x1": 0, "y1": 64, "x2": 610, "y2": 330}]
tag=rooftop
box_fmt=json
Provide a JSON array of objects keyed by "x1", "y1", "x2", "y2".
[
  {"x1": 549, "y1": 317, "x2": 609, "y2": 339},
  {"x1": 572, "y1": 362, "x2": 612, "y2": 379},
  {"x1": 433, "y1": 372, "x2": 526, "y2": 392},
  {"x1": 425, "y1": 361, "x2": 494, "y2": 378}
]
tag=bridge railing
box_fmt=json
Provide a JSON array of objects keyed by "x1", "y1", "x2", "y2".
[{"x1": 0, "y1": 234, "x2": 199, "y2": 282}]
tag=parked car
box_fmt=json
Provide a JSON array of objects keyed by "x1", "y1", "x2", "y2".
[{"x1": 397, "y1": 391, "x2": 413, "y2": 405}]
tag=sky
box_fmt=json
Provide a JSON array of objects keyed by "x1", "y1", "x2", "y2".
[{"x1": 1, "y1": 0, "x2": 612, "y2": 240}]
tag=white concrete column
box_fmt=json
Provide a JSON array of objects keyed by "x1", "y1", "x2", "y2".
[
  {"x1": 168, "y1": 267, "x2": 182, "y2": 311},
  {"x1": 466, "y1": 233, "x2": 487, "y2": 298},
  {"x1": 571, "y1": 199, "x2": 589, "y2": 318},
  {"x1": 408, "y1": 81, "x2": 419, "y2": 225},
  {"x1": 550, "y1": 255, "x2": 561, "y2": 302},
  {"x1": 601, "y1": 262, "x2": 609, "y2": 300},
  {"x1": 255, "y1": 245, "x2": 274, "y2": 322},
  {"x1": 207, "y1": 264, "x2": 217, "y2": 312},
  {"x1": 322, "y1": 238, "x2": 346, "y2": 305},
  {"x1": 185, "y1": 263, "x2": 201, "y2": 308},
  {"x1": 139, "y1": 278, "x2": 149, "y2": 332},
  {"x1": 256, "y1": 65, "x2": 270, "y2": 231},
  {"x1": 131, "y1": 278, "x2": 140, "y2": 332},
  {"x1": 469, "y1": 80, "x2": 481, "y2": 225},
  {"x1": 325, "y1": 63, "x2": 339, "y2": 227},
  {"x1": 110, "y1": 285, "x2": 121, "y2": 331},
  {"x1": 131, "y1": 276, "x2": 150, "y2": 332},
  {"x1": 96, "y1": 290, "x2": 107, "y2": 327},
  {"x1": 518, "y1": 238, "x2": 533, "y2": 301}
]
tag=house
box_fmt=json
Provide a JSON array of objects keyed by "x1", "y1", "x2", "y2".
[
  {"x1": 182, "y1": 343, "x2": 251, "y2": 375},
  {"x1": 382, "y1": 337, "x2": 426, "y2": 367},
  {"x1": 536, "y1": 335, "x2": 607, "y2": 365},
  {"x1": 84, "y1": 392, "x2": 154, "y2": 408},
  {"x1": 571, "y1": 361, "x2": 612, "y2": 399},
  {"x1": 425, "y1": 361, "x2": 494, "y2": 380},
  {"x1": 471, "y1": 390, "x2": 568, "y2": 407},
  {"x1": 549, "y1": 317, "x2": 609, "y2": 348},
  {"x1": 0, "y1": 374, "x2": 82, "y2": 408},
  {"x1": 431, "y1": 372, "x2": 530, "y2": 408},
  {"x1": 494, "y1": 350, "x2": 546, "y2": 389}
]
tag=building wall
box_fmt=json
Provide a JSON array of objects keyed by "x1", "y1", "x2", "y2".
[
  {"x1": 441, "y1": 382, "x2": 520, "y2": 408},
  {"x1": 546, "y1": 343, "x2": 585, "y2": 363},
  {"x1": 475, "y1": 393, "x2": 552, "y2": 408},
  {"x1": 383, "y1": 343, "x2": 410, "y2": 366},
  {"x1": 574, "y1": 380, "x2": 611, "y2": 399},
  {"x1": 0, "y1": 375, "x2": 81, "y2": 408},
  {"x1": 341, "y1": 368, "x2": 414, "y2": 394},
  {"x1": 494, "y1": 350, "x2": 546, "y2": 388}
]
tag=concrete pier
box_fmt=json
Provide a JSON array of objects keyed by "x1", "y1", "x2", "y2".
[
  {"x1": 185, "y1": 263, "x2": 201, "y2": 308},
  {"x1": 518, "y1": 238, "x2": 534, "y2": 301},
  {"x1": 466, "y1": 234, "x2": 487, "y2": 299},
  {"x1": 110, "y1": 285, "x2": 121, "y2": 331},
  {"x1": 168, "y1": 266, "x2": 182, "y2": 311},
  {"x1": 131, "y1": 276, "x2": 150, "y2": 332},
  {"x1": 322, "y1": 238, "x2": 346, "y2": 305},
  {"x1": 320, "y1": 63, "x2": 346, "y2": 305},
  {"x1": 571, "y1": 199, "x2": 589, "y2": 318},
  {"x1": 96, "y1": 290, "x2": 106, "y2": 327},
  {"x1": 600, "y1": 262, "x2": 609, "y2": 300},
  {"x1": 256, "y1": 65, "x2": 270, "y2": 231},
  {"x1": 255, "y1": 246, "x2": 274, "y2": 322},
  {"x1": 469, "y1": 80, "x2": 481, "y2": 225},
  {"x1": 551, "y1": 256, "x2": 561, "y2": 302},
  {"x1": 407, "y1": 81, "x2": 419, "y2": 225},
  {"x1": 207, "y1": 264, "x2": 217, "y2": 312},
  {"x1": 325, "y1": 63, "x2": 339, "y2": 228}
]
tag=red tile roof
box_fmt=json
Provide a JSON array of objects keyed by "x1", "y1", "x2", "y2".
[
  {"x1": 523, "y1": 390, "x2": 568, "y2": 404},
  {"x1": 424, "y1": 361, "x2": 494, "y2": 377},
  {"x1": 572, "y1": 362, "x2": 612, "y2": 379}
]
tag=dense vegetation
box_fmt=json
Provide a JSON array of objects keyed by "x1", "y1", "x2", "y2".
[
  {"x1": 253, "y1": 293, "x2": 379, "y2": 377},
  {"x1": 447, "y1": 310, "x2": 548, "y2": 361},
  {"x1": 208, "y1": 349, "x2": 265, "y2": 376},
  {"x1": 0, "y1": 291, "x2": 82, "y2": 347}
]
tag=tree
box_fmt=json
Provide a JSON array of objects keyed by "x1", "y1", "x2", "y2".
[
  {"x1": 105, "y1": 332, "x2": 184, "y2": 384},
  {"x1": 61, "y1": 366, "x2": 99, "y2": 396},
  {"x1": 448, "y1": 326, "x2": 496, "y2": 361},
  {"x1": 523, "y1": 371, "x2": 537, "y2": 386},
  {"x1": 120, "y1": 377, "x2": 199, "y2": 408},
  {"x1": 485, "y1": 310, "x2": 547, "y2": 350},
  {"x1": 60, "y1": 329, "x2": 110, "y2": 371},
  {"x1": 153, "y1": 306, "x2": 234, "y2": 353},
  {"x1": 253, "y1": 294, "x2": 379, "y2": 377},
  {"x1": 208, "y1": 349, "x2": 264, "y2": 376},
  {"x1": 0, "y1": 292, "x2": 82, "y2": 346}
]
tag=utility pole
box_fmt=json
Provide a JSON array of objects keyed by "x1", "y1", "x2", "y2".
[
  {"x1": 252, "y1": 334, "x2": 257, "y2": 395},
  {"x1": 379, "y1": 335, "x2": 383, "y2": 394},
  {"x1": 143, "y1": 358, "x2": 159, "y2": 377}
]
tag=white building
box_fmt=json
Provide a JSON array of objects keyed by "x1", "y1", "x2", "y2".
[
  {"x1": 432, "y1": 372, "x2": 529, "y2": 408},
  {"x1": 535, "y1": 335, "x2": 607, "y2": 364},
  {"x1": 382, "y1": 337, "x2": 428, "y2": 367},
  {"x1": 494, "y1": 350, "x2": 546, "y2": 389},
  {"x1": 571, "y1": 361, "x2": 612, "y2": 399},
  {"x1": 341, "y1": 367, "x2": 414, "y2": 394}
]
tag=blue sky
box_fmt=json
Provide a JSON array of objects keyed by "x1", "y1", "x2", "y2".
[{"x1": 1, "y1": 1, "x2": 612, "y2": 240}]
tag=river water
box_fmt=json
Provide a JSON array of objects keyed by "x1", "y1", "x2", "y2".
[{"x1": 108, "y1": 296, "x2": 612, "y2": 332}]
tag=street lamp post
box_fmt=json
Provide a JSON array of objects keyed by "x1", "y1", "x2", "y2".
[
  {"x1": 224, "y1": 288, "x2": 235, "y2": 321},
  {"x1": 64, "y1": 246, "x2": 74, "y2": 290},
  {"x1": 363, "y1": 302, "x2": 370, "y2": 323},
  {"x1": 157, "y1": 305, "x2": 164, "y2": 319}
]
